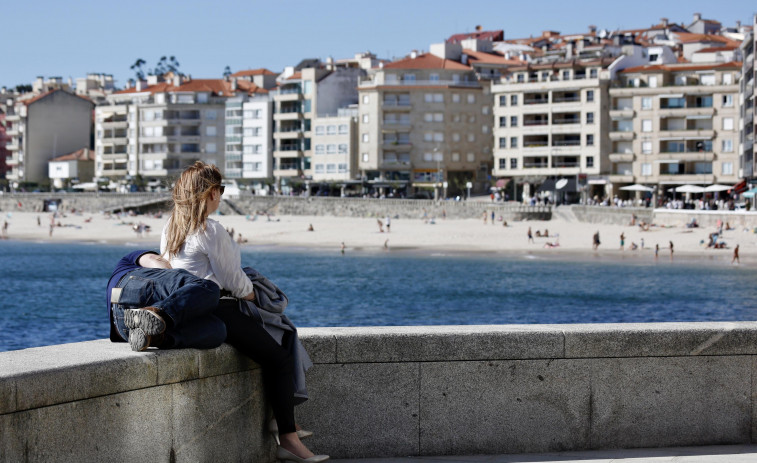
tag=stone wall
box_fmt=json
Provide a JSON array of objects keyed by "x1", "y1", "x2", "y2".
[
  {"x1": 570, "y1": 205, "x2": 653, "y2": 225},
  {"x1": 2, "y1": 322, "x2": 757, "y2": 461}
]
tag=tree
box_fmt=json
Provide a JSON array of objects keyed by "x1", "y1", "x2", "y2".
[
  {"x1": 223, "y1": 66, "x2": 232, "y2": 78},
  {"x1": 130, "y1": 58, "x2": 146, "y2": 81},
  {"x1": 14, "y1": 84, "x2": 32, "y2": 93}
]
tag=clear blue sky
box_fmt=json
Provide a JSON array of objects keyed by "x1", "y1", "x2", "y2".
[{"x1": 2, "y1": 0, "x2": 755, "y2": 89}]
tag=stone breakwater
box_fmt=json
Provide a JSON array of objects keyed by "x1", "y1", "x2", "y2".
[{"x1": 2, "y1": 323, "x2": 757, "y2": 461}]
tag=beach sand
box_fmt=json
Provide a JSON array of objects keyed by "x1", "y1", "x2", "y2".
[{"x1": 2, "y1": 210, "x2": 755, "y2": 266}]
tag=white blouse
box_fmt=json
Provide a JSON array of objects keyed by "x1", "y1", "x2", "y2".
[{"x1": 160, "y1": 218, "x2": 254, "y2": 299}]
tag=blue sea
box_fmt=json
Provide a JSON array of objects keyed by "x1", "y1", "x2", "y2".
[{"x1": 1, "y1": 240, "x2": 756, "y2": 352}]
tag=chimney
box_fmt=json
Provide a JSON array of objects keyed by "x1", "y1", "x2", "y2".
[
  {"x1": 504, "y1": 52, "x2": 511, "y2": 60},
  {"x1": 136, "y1": 81, "x2": 143, "y2": 91},
  {"x1": 736, "y1": 20, "x2": 741, "y2": 29},
  {"x1": 231, "y1": 78, "x2": 237, "y2": 91},
  {"x1": 661, "y1": 17, "x2": 668, "y2": 27},
  {"x1": 173, "y1": 74, "x2": 181, "y2": 87},
  {"x1": 410, "y1": 50, "x2": 418, "y2": 59},
  {"x1": 588, "y1": 25, "x2": 597, "y2": 33},
  {"x1": 566, "y1": 42, "x2": 574, "y2": 59},
  {"x1": 693, "y1": 12, "x2": 701, "y2": 22}
]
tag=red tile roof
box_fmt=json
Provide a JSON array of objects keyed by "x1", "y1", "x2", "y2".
[
  {"x1": 286, "y1": 72, "x2": 302, "y2": 80},
  {"x1": 619, "y1": 61, "x2": 742, "y2": 73},
  {"x1": 50, "y1": 148, "x2": 94, "y2": 162},
  {"x1": 384, "y1": 53, "x2": 471, "y2": 70},
  {"x1": 463, "y1": 49, "x2": 523, "y2": 66},
  {"x1": 21, "y1": 89, "x2": 93, "y2": 106},
  {"x1": 235, "y1": 80, "x2": 269, "y2": 95},
  {"x1": 230, "y1": 69, "x2": 276, "y2": 77},
  {"x1": 695, "y1": 45, "x2": 739, "y2": 53},
  {"x1": 673, "y1": 32, "x2": 740, "y2": 46},
  {"x1": 447, "y1": 30, "x2": 504, "y2": 43}
]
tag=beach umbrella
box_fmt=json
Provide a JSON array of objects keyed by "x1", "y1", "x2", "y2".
[
  {"x1": 619, "y1": 184, "x2": 654, "y2": 192},
  {"x1": 673, "y1": 185, "x2": 705, "y2": 193},
  {"x1": 704, "y1": 184, "x2": 731, "y2": 192}
]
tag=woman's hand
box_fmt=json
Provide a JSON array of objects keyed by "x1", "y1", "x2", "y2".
[{"x1": 242, "y1": 290, "x2": 255, "y2": 301}]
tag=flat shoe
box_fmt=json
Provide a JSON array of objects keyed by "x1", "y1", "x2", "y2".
[{"x1": 275, "y1": 446, "x2": 329, "y2": 463}]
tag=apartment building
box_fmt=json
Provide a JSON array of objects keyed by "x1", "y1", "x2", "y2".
[
  {"x1": 608, "y1": 62, "x2": 741, "y2": 197},
  {"x1": 3, "y1": 89, "x2": 93, "y2": 184},
  {"x1": 492, "y1": 58, "x2": 615, "y2": 201},
  {"x1": 740, "y1": 15, "x2": 756, "y2": 181},
  {"x1": 96, "y1": 76, "x2": 232, "y2": 182},
  {"x1": 358, "y1": 42, "x2": 495, "y2": 198},
  {"x1": 224, "y1": 80, "x2": 274, "y2": 187},
  {"x1": 272, "y1": 64, "x2": 363, "y2": 192},
  {"x1": 311, "y1": 107, "x2": 358, "y2": 189}
]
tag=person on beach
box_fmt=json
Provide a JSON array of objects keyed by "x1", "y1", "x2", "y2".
[
  {"x1": 592, "y1": 231, "x2": 600, "y2": 250},
  {"x1": 527, "y1": 227, "x2": 534, "y2": 243},
  {"x1": 161, "y1": 162, "x2": 327, "y2": 463},
  {"x1": 669, "y1": 241, "x2": 674, "y2": 258},
  {"x1": 377, "y1": 218, "x2": 384, "y2": 233},
  {"x1": 620, "y1": 232, "x2": 625, "y2": 251},
  {"x1": 655, "y1": 243, "x2": 659, "y2": 259},
  {"x1": 491, "y1": 211, "x2": 495, "y2": 225},
  {"x1": 385, "y1": 215, "x2": 391, "y2": 233},
  {"x1": 732, "y1": 244, "x2": 740, "y2": 264},
  {"x1": 107, "y1": 250, "x2": 226, "y2": 351},
  {"x1": 1, "y1": 220, "x2": 7, "y2": 239}
]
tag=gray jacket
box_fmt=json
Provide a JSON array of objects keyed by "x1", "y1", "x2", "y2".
[{"x1": 238, "y1": 267, "x2": 312, "y2": 404}]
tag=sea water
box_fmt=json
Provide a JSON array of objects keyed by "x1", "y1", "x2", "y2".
[{"x1": 1, "y1": 240, "x2": 756, "y2": 352}]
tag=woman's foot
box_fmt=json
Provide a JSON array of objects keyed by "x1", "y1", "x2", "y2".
[{"x1": 279, "y1": 432, "x2": 317, "y2": 460}]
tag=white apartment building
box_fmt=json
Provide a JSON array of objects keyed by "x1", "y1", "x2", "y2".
[
  {"x1": 492, "y1": 58, "x2": 615, "y2": 201},
  {"x1": 96, "y1": 76, "x2": 232, "y2": 182},
  {"x1": 358, "y1": 42, "x2": 495, "y2": 198},
  {"x1": 740, "y1": 15, "x2": 756, "y2": 182},
  {"x1": 311, "y1": 107, "x2": 358, "y2": 190},
  {"x1": 608, "y1": 62, "x2": 741, "y2": 197},
  {"x1": 272, "y1": 64, "x2": 363, "y2": 193},
  {"x1": 224, "y1": 92, "x2": 274, "y2": 187},
  {"x1": 4, "y1": 89, "x2": 93, "y2": 184}
]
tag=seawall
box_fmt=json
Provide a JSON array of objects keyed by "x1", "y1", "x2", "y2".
[{"x1": 3, "y1": 323, "x2": 757, "y2": 461}]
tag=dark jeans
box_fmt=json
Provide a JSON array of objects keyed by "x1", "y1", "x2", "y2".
[
  {"x1": 112, "y1": 268, "x2": 226, "y2": 349},
  {"x1": 215, "y1": 299, "x2": 296, "y2": 434}
]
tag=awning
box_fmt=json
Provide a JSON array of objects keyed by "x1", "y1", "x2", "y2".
[
  {"x1": 685, "y1": 115, "x2": 712, "y2": 119},
  {"x1": 495, "y1": 178, "x2": 509, "y2": 188},
  {"x1": 537, "y1": 179, "x2": 556, "y2": 192},
  {"x1": 537, "y1": 178, "x2": 578, "y2": 192}
]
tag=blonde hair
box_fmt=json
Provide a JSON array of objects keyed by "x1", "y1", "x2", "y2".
[{"x1": 165, "y1": 161, "x2": 223, "y2": 257}]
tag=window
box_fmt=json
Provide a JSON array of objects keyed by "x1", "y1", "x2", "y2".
[
  {"x1": 700, "y1": 74, "x2": 716, "y2": 86},
  {"x1": 510, "y1": 158, "x2": 518, "y2": 169},
  {"x1": 469, "y1": 115, "x2": 476, "y2": 123},
  {"x1": 362, "y1": 153, "x2": 368, "y2": 162},
  {"x1": 434, "y1": 93, "x2": 443, "y2": 103},
  {"x1": 641, "y1": 163, "x2": 652, "y2": 176},
  {"x1": 467, "y1": 94, "x2": 475, "y2": 104},
  {"x1": 510, "y1": 137, "x2": 518, "y2": 148},
  {"x1": 562, "y1": 70, "x2": 570, "y2": 80},
  {"x1": 586, "y1": 156, "x2": 594, "y2": 168},
  {"x1": 433, "y1": 132, "x2": 444, "y2": 142},
  {"x1": 206, "y1": 110, "x2": 217, "y2": 120},
  {"x1": 510, "y1": 95, "x2": 518, "y2": 106},
  {"x1": 723, "y1": 118, "x2": 734, "y2": 131},
  {"x1": 589, "y1": 69, "x2": 598, "y2": 79},
  {"x1": 467, "y1": 153, "x2": 475, "y2": 162},
  {"x1": 642, "y1": 119, "x2": 652, "y2": 132},
  {"x1": 586, "y1": 112, "x2": 594, "y2": 124},
  {"x1": 453, "y1": 133, "x2": 460, "y2": 142},
  {"x1": 452, "y1": 152, "x2": 460, "y2": 161},
  {"x1": 434, "y1": 113, "x2": 443, "y2": 122},
  {"x1": 338, "y1": 144, "x2": 347, "y2": 154},
  {"x1": 315, "y1": 126, "x2": 325, "y2": 135},
  {"x1": 339, "y1": 124, "x2": 348, "y2": 134},
  {"x1": 362, "y1": 133, "x2": 369, "y2": 143},
  {"x1": 499, "y1": 116, "x2": 507, "y2": 127},
  {"x1": 510, "y1": 116, "x2": 518, "y2": 127},
  {"x1": 722, "y1": 161, "x2": 734, "y2": 175},
  {"x1": 586, "y1": 90, "x2": 594, "y2": 102},
  {"x1": 205, "y1": 143, "x2": 216, "y2": 153},
  {"x1": 423, "y1": 152, "x2": 433, "y2": 161},
  {"x1": 338, "y1": 163, "x2": 347, "y2": 173},
  {"x1": 499, "y1": 158, "x2": 507, "y2": 169},
  {"x1": 722, "y1": 139, "x2": 734, "y2": 152},
  {"x1": 499, "y1": 137, "x2": 507, "y2": 148},
  {"x1": 499, "y1": 95, "x2": 507, "y2": 106},
  {"x1": 468, "y1": 133, "x2": 475, "y2": 142},
  {"x1": 429, "y1": 73, "x2": 439, "y2": 82},
  {"x1": 722, "y1": 95, "x2": 734, "y2": 107},
  {"x1": 327, "y1": 125, "x2": 337, "y2": 135},
  {"x1": 482, "y1": 125, "x2": 489, "y2": 134},
  {"x1": 586, "y1": 134, "x2": 594, "y2": 146},
  {"x1": 642, "y1": 141, "x2": 652, "y2": 154},
  {"x1": 641, "y1": 97, "x2": 652, "y2": 110},
  {"x1": 452, "y1": 93, "x2": 460, "y2": 103},
  {"x1": 362, "y1": 95, "x2": 369, "y2": 104},
  {"x1": 326, "y1": 164, "x2": 337, "y2": 173},
  {"x1": 517, "y1": 74, "x2": 525, "y2": 83},
  {"x1": 314, "y1": 164, "x2": 325, "y2": 173},
  {"x1": 327, "y1": 144, "x2": 337, "y2": 154},
  {"x1": 424, "y1": 113, "x2": 433, "y2": 122},
  {"x1": 425, "y1": 93, "x2": 433, "y2": 102},
  {"x1": 723, "y1": 74, "x2": 733, "y2": 85},
  {"x1": 649, "y1": 76, "x2": 658, "y2": 88},
  {"x1": 403, "y1": 73, "x2": 416, "y2": 82},
  {"x1": 206, "y1": 126, "x2": 217, "y2": 137},
  {"x1": 362, "y1": 114, "x2": 369, "y2": 123}
]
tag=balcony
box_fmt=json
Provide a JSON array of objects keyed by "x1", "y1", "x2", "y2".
[
  {"x1": 6, "y1": 141, "x2": 20, "y2": 151},
  {"x1": 658, "y1": 174, "x2": 715, "y2": 183},
  {"x1": 276, "y1": 92, "x2": 303, "y2": 101},
  {"x1": 274, "y1": 130, "x2": 303, "y2": 140},
  {"x1": 657, "y1": 107, "x2": 714, "y2": 118},
  {"x1": 382, "y1": 141, "x2": 412, "y2": 151},
  {"x1": 5, "y1": 114, "x2": 20, "y2": 122},
  {"x1": 274, "y1": 149, "x2": 303, "y2": 158},
  {"x1": 274, "y1": 111, "x2": 303, "y2": 121},
  {"x1": 382, "y1": 101, "x2": 412, "y2": 111},
  {"x1": 226, "y1": 153, "x2": 242, "y2": 162},
  {"x1": 658, "y1": 152, "x2": 715, "y2": 162},
  {"x1": 609, "y1": 153, "x2": 635, "y2": 162},
  {"x1": 101, "y1": 153, "x2": 128, "y2": 161},
  {"x1": 609, "y1": 109, "x2": 634, "y2": 119},
  {"x1": 101, "y1": 120, "x2": 128, "y2": 129},
  {"x1": 5, "y1": 127, "x2": 19, "y2": 137},
  {"x1": 609, "y1": 131, "x2": 634, "y2": 141},
  {"x1": 524, "y1": 97, "x2": 549, "y2": 105},
  {"x1": 658, "y1": 129, "x2": 714, "y2": 139},
  {"x1": 360, "y1": 79, "x2": 480, "y2": 88}
]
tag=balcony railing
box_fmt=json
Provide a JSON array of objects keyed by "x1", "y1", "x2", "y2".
[
  {"x1": 523, "y1": 142, "x2": 549, "y2": 148},
  {"x1": 382, "y1": 101, "x2": 412, "y2": 107},
  {"x1": 523, "y1": 161, "x2": 549, "y2": 168},
  {"x1": 552, "y1": 160, "x2": 580, "y2": 167},
  {"x1": 552, "y1": 140, "x2": 581, "y2": 146},
  {"x1": 552, "y1": 97, "x2": 580, "y2": 103},
  {"x1": 552, "y1": 118, "x2": 580, "y2": 125},
  {"x1": 523, "y1": 120, "x2": 548, "y2": 126},
  {"x1": 360, "y1": 79, "x2": 480, "y2": 88},
  {"x1": 524, "y1": 98, "x2": 549, "y2": 105}
]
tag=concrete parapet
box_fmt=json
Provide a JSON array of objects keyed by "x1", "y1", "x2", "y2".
[
  {"x1": 570, "y1": 205, "x2": 652, "y2": 225},
  {"x1": 652, "y1": 209, "x2": 757, "y2": 228},
  {"x1": 3, "y1": 322, "x2": 757, "y2": 461}
]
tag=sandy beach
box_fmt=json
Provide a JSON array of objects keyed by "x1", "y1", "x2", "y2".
[{"x1": 2, "y1": 209, "x2": 756, "y2": 266}]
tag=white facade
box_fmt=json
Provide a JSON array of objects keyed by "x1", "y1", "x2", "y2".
[{"x1": 311, "y1": 109, "x2": 358, "y2": 182}]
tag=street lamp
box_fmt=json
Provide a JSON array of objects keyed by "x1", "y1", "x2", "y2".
[{"x1": 433, "y1": 146, "x2": 443, "y2": 201}]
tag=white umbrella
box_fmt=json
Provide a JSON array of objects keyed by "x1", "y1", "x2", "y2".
[
  {"x1": 673, "y1": 185, "x2": 705, "y2": 193},
  {"x1": 619, "y1": 184, "x2": 654, "y2": 192},
  {"x1": 704, "y1": 184, "x2": 731, "y2": 192}
]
